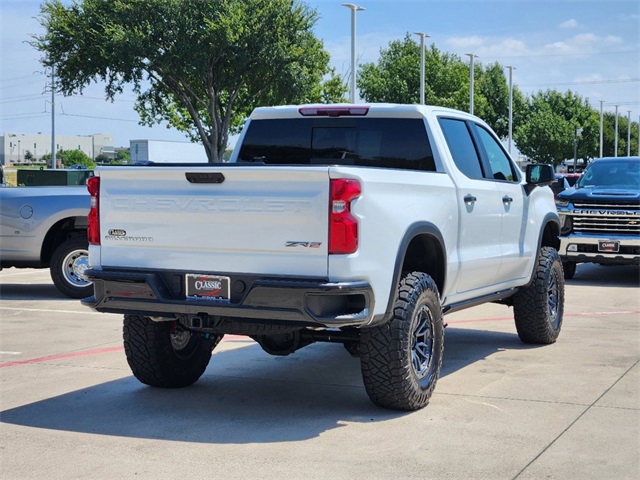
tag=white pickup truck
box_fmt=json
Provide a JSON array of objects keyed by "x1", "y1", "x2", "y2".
[{"x1": 83, "y1": 104, "x2": 563, "y2": 410}]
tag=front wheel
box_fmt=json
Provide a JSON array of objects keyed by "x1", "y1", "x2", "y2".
[
  {"x1": 562, "y1": 261, "x2": 576, "y2": 280},
  {"x1": 123, "y1": 315, "x2": 222, "y2": 388},
  {"x1": 513, "y1": 247, "x2": 564, "y2": 344},
  {"x1": 359, "y1": 272, "x2": 444, "y2": 410},
  {"x1": 50, "y1": 236, "x2": 92, "y2": 298}
]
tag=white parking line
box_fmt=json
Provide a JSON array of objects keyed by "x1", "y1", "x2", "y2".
[
  {"x1": 0, "y1": 269, "x2": 50, "y2": 277},
  {"x1": 0, "y1": 351, "x2": 22, "y2": 355},
  {"x1": 0, "y1": 306, "x2": 107, "y2": 315}
]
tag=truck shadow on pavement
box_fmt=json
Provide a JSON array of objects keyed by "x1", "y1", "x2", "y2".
[
  {"x1": 566, "y1": 264, "x2": 640, "y2": 288},
  {"x1": 0, "y1": 283, "x2": 68, "y2": 300},
  {"x1": 0, "y1": 326, "x2": 539, "y2": 443}
]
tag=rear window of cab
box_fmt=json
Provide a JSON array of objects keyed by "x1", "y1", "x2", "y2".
[{"x1": 237, "y1": 118, "x2": 436, "y2": 172}]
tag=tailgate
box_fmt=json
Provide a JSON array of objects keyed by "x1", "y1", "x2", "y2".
[{"x1": 96, "y1": 166, "x2": 330, "y2": 277}]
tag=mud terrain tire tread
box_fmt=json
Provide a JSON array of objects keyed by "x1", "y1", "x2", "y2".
[
  {"x1": 359, "y1": 272, "x2": 444, "y2": 411},
  {"x1": 513, "y1": 247, "x2": 564, "y2": 344},
  {"x1": 123, "y1": 315, "x2": 221, "y2": 388}
]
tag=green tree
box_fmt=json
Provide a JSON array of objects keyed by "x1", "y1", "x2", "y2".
[
  {"x1": 116, "y1": 149, "x2": 131, "y2": 164},
  {"x1": 358, "y1": 35, "x2": 468, "y2": 109},
  {"x1": 514, "y1": 90, "x2": 599, "y2": 165},
  {"x1": 23, "y1": 150, "x2": 34, "y2": 161},
  {"x1": 601, "y1": 112, "x2": 639, "y2": 157},
  {"x1": 356, "y1": 34, "x2": 514, "y2": 137},
  {"x1": 474, "y1": 62, "x2": 524, "y2": 139},
  {"x1": 95, "y1": 153, "x2": 110, "y2": 164},
  {"x1": 33, "y1": 0, "x2": 346, "y2": 162},
  {"x1": 60, "y1": 149, "x2": 96, "y2": 169}
]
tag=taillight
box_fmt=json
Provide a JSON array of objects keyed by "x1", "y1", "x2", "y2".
[
  {"x1": 329, "y1": 179, "x2": 361, "y2": 254},
  {"x1": 87, "y1": 176, "x2": 100, "y2": 245}
]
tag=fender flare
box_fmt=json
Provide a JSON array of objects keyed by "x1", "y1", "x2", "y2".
[
  {"x1": 524, "y1": 211, "x2": 561, "y2": 286},
  {"x1": 372, "y1": 222, "x2": 447, "y2": 326}
]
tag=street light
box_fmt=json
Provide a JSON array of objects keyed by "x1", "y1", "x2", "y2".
[
  {"x1": 414, "y1": 32, "x2": 430, "y2": 105},
  {"x1": 599, "y1": 100, "x2": 604, "y2": 158},
  {"x1": 342, "y1": 3, "x2": 365, "y2": 104},
  {"x1": 614, "y1": 105, "x2": 619, "y2": 157},
  {"x1": 505, "y1": 65, "x2": 515, "y2": 155},
  {"x1": 51, "y1": 65, "x2": 56, "y2": 170},
  {"x1": 627, "y1": 111, "x2": 632, "y2": 157},
  {"x1": 465, "y1": 53, "x2": 478, "y2": 115},
  {"x1": 573, "y1": 128, "x2": 583, "y2": 165}
]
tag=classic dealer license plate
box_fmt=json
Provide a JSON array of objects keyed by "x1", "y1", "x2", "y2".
[
  {"x1": 185, "y1": 274, "x2": 230, "y2": 301},
  {"x1": 598, "y1": 241, "x2": 620, "y2": 253}
]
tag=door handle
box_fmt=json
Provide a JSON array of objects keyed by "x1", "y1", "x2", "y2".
[
  {"x1": 464, "y1": 195, "x2": 477, "y2": 204},
  {"x1": 502, "y1": 196, "x2": 513, "y2": 204},
  {"x1": 185, "y1": 172, "x2": 225, "y2": 184}
]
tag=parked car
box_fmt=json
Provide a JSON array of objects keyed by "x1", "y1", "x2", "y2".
[
  {"x1": 0, "y1": 185, "x2": 91, "y2": 297},
  {"x1": 562, "y1": 173, "x2": 581, "y2": 187},
  {"x1": 556, "y1": 156, "x2": 640, "y2": 278},
  {"x1": 551, "y1": 174, "x2": 570, "y2": 198},
  {"x1": 67, "y1": 164, "x2": 89, "y2": 170}
]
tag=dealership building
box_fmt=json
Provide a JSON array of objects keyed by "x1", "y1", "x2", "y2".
[{"x1": 0, "y1": 132, "x2": 115, "y2": 165}]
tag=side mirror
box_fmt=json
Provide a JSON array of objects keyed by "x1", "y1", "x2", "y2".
[{"x1": 525, "y1": 164, "x2": 554, "y2": 195}]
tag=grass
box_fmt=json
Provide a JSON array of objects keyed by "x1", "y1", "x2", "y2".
[{"x1": 4, "y1": 168, "x2": 18, "y2": 187}]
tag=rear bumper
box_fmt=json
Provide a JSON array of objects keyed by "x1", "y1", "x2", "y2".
[
  {"x1": 559, "y1": 233, "x2": 640, "y2": 265},
  {"x1": 82, "y1": 268, "x2": 374, "y2": 328}
]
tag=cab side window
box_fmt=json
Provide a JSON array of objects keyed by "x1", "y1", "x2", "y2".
[{"x1": 475, "y1": 126, "x2": 518, "y2": 182}]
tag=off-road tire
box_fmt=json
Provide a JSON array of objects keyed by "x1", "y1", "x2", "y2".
[
  {"x1": 123, "y1": 315, "x2": 222, "y2": 388},
  {"x1": 513, "y1": 247, "x2": 564, "y2": 344},
  {"x1": 562, "y1": 261, "x2": 576, "y2": 280},
  {"x1": 359, "y1": 272, "x2": 444, "y2": 410},
  {"x1": 50, "y1": 236, "x2": 92, "y2": 299}
]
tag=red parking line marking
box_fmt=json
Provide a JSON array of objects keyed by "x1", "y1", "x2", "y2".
[
  {"x1": 0, "y1": 335, "x2": 251, "y2": 368},
  {"x1": 0, "y1": 346, "x2": 124, "y2": 368},
  {"x1": 1, "y1": 312, "x2": 637, "y2": 368}
]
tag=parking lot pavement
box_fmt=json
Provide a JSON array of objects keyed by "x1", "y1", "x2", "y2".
[{"x1": 1, "y1": 264, "x2": 638, "y2": 480}]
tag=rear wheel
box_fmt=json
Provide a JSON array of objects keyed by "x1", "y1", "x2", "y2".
[
  {"x1": 123, "y1": 315, "x2": 222, "y2": 388},
  {"x1": 513, "y1": 247, "x2": 564, "y2": 344},
  {"x1": 50, "y1": 236, "x2": 92, "y2": 298},
  {"x1": 359, "y1": 272, "x2": 444, "y2": 410}
]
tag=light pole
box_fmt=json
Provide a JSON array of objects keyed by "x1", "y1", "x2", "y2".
[
  {"x1": 627, "y1": 111, "x2": 632, "y2": 157},
  {"x1": 342, "y1": 3, "x2": 365, "y2": 104},
  {"x1": 465, "y1": 53, "x2": 478, "y2": 115},
  {"x1": 573, "y1": 128, "x2": 582, "y2": 165},
  {"x1": 614, "y1": 105, "x2": 619, "y2": 157},
  {"x1": 599, "y1": 100, "x2": 604, "y2": 158},
  {"x1": 51, "y1": 66, "x2": 56, "y2": 170},
  {"x1": 414, "y1": 32, "x2": 429, "y2": 105},
  {"x1": 506, "y1": 65, "x2": 515, "y2": 155}
]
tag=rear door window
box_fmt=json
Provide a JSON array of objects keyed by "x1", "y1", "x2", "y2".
[
  {"x1": 238, "y1": 118, "x2": 436, "y2": 171},
  {"x1": 438, "y1": 118, "x2": 484, "y2": 180}
]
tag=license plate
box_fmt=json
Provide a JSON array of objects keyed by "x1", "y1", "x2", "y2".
[
  {"x1": 185, "y1": 274, "x2": 230, "y2": 301},
  {"x1": 598, "y1": 241, "x2": 620, "y2": 253}
]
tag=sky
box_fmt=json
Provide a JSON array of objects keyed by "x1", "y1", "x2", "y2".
[{"x1": 1, "y1": 0, "x2": 638, "y2": 149}]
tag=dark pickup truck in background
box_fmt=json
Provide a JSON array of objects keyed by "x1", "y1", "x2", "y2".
[{"x1": 555, "y1": 156, "x2": 640, "y2": 279}]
